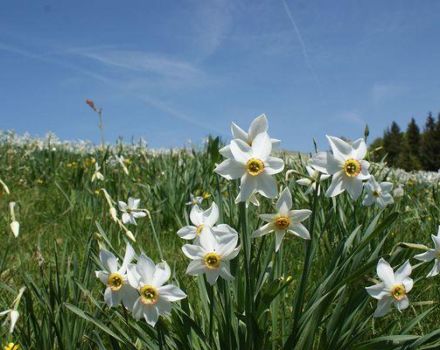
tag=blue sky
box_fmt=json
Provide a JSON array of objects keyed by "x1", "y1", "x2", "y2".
[{"x1": 0, "y1": 1, "x2": 439, "y2": 151}]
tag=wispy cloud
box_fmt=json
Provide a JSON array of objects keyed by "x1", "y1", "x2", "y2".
[
  {"x1": 0, "y1": 41, "x2": 222, "y2": 135},
  {"x1": 68, "y1": 47, "x2": 205, "y2": 83},
  {"x1": 338, "y1": 111, "x2": 366, "y2": 126},
  {"x1": 371, "y1": 82, "x2": 408, "y2": 105}
]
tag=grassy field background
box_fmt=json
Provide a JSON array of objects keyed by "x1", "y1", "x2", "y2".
[{"x1": 1, "y1": 133, "x2": 440, "y2": 349}]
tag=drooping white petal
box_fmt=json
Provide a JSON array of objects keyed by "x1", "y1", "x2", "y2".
[
  {"x1": 427, "y1": 261, "x2": 440, "y2": 277},
  {"x1": 396, "y1": 296, "x2": 410, "y2": 311},
  {"x1": 219, "y1": 145, "x2": 233, "y2": 158},
  {"x1": 118, "y1": 201, "x2": 128, "y2": 211},
  {"x1": 104, "y1": 287, "x2": 122, "y2": 307},
  {"x1": 9, "y1": 310, "x2": 19, "y2": 333},
  {"x1": 219, "y1": 263, "x2": 234, "y2": 280},
  {"x1": 344, "y1": 177, "x2": 363, "y2": 200},
  {"x1": 325, "y1": 154, "x2": 343, "y2": 175},
  {"x1": 373, "y1": 296, "x2": 393, "y2": 317},
  {"x1": 186, "y1": 260, "x2": 206, "y2": 275},
  {"x1": 275, "y1": 231, "x2": 286, "y2": 252},
  {"x1": 205, "y1": 269, "x2": 220, "y2": 285},
  {"x1": 143, "y1": 305, "x2": 159, "y2": 326},
  {"x1": 96, "y1": 271, "x2": 109, "y2": 285},
  {"x1": 127, "y1": 265, "x2": 141, "y2": 289},
  {"x1": 121, "y1": 285, "x2": 139, "y2": 310},
  {"x1": 119, "y1": 243, "x2": 135, "y2": 274},
  {"x1": 357, "y1": 160, "x2": 371, "y2": 180},
  {"x1": 256, "y1": 172, "x2": 278, "y2": 198},
  {"x1": 217, "y1": 235, "x2": 239, "y2": 257},
  {"x1": 235, "y1": 174, "x2": 258, "y2": 203},
  {"x1": 309, "y1": 152, "x2": 329, "y2": 174},
  {"x1": 326, "y1": 171, "x2": 345, "y2": 197}
]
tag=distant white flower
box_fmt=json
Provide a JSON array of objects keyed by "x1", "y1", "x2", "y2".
[
  {"x1": 324, "y1": 136, "x2": 370, "y2": 200},
  {"x1": 0, "y1": 309, "x2": 19, "y2": 333},
  {"x1": 219, "y1": 114, "x2": 280, "y2": 158},
  {"x1": 252, "y1": 188, "x2": 311, "y2": 251},
  {"x1": 127, "y1": 255, "x2": 186, "y2": 327},
  {"x1": 92, "y1": 162, "x2": 105, "y2": 182},
  {"x1": 296, "y1": 155, "x2": 330, "y2": 195},
  {"x1": 177, "y1": 203, "x2": 219, "y2": 240},
  {"x1": 186, "y1": 194, "x2": 203, "y2": 206},
  {"x1": 0, "y1": 287, "x2": 25, "y2": 333},
  {"x1": 414, "y1": 226, "x2": 440, "y2": 277},
  {"x1": 366, "y1": 258, "x2": 413, "y2": 317},
  {"x1": 393, "y1": 184, "x2": 404, "y2": 198},
  {"x1": 215, "y1": 132, "x2": 284, "y2": 202},
  {"x1": 118, "y1": 198, "x2": 146, "y2": 225},
  {"x1": 182, "y1": 228, "x2": 240, "y2": 285},
  {"x1": 362, "y1": 176, "x2": 394, "y2": 209},
  {"x1": 9, "y1": 202, "x2": 19, "y2": 238},
  {"x1": 95, "y1": 243, "x2": 138, "y2": 309}
]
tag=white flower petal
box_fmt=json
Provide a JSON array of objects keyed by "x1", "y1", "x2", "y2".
[
  {"x1": 414, "y1": 250, "x2": 437, "y2": 262},
  {"x1": 395, "y1": 260, "x2": 412, "y2": 281},
  {"x1": 351, "y1": 138, "x2": 367, "y2": 160},
  {"x1": 276, "y1": 188, "x2": 292, "y2": 215},
  {"x1": 177, "y1": 226, "x2": 197, "y2": 240},
  {"x1": 373, "y1": 296, "x2": 393, "y2": 317},
  {"x1": 204, "y1": 202, "x2": 219, "y2": 227},
  {"x1": 326, "y1": 171, "x2": 345, "y2": 197},
  {"x1": 152, "y1": 261, "x2": 171, "y2": 287},
  {"x1": 248, "y1": 114, "x2": 268, "y2": 141},
  {"x1": 214, "y1": 158, "x2": 245, "y2": 180},
  {"x1": 190, "y1": 205, "x2": 204, "y2": 226},
  {"x1": 256, "y1": 173, "x2": 278, "y2": 199},
  {"x1": 182, "y1": 244, "x2": 205, "y2": 260},
  {"x1": 376, "y1": 258, "x2": 395, "y2": 288},
  {"x1": 427, "y1": 261, "x2": 440, "y2": 277},
  {"x1": 326, "y1": 135, "x2": 352, "y2": 160},
  {"x1": 231, "y1": 122, "x2": 248, "y2": 141},
  {"x1": 252, "y1": 223, "x2": 273, "y2": 238},
  {"x1": 186, "y1": 260, "x2": 205, "y2": 275},
  {"x1": 265, "y1": 157, "x2": 284, "y2": 175},
  {"x1": 396, "y1": 295, "x2": 409, "y2": 311},
  {"x1": 251, "y1": 132, "x2": 272, "y2": 161},
  {"x1": 344, "y1": 177, "x2": 363, "y2": 200},
  {"x1": 365, "y1": 282, "x2": 388, "y2": 300},
  {"x1": 290, "y1": 209, "x2": 312, "y2": 223},
  {"x1": 230, "y1": 139, "x2": 252, "y2": 164},
  {"x1": 136, "y1": 254, "x2": 156, "y2": 284},
  {"x1": 143, "y1": 305, "x2": 159, "y2": 326},
  {"x1": 158, "y1": 284, "x2": 187, "y2": 302},
  {"x1": 236, "y1": 174, "x2": 258, "y2": 203},
  {"x1": 100, "y1": 250, "x2": 118, "y2": 273},
  {"x1": 288, "y1": 223, "x2": 310, "y2": 240},
  {"x1": 205, "y1": 269, "x2": 220, "y2": 285},
  {"x1": 275, "y1": 231, "x2": 286, "y2": 252}
]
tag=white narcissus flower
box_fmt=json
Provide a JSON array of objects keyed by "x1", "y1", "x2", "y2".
[
  {"x1": 177, "y1": 202, "x2": 220, "y2": 241},
  {"x1": 215, "y1": 132, "x2": 284, "y2": 202},
  {"x1": 95, "y1": 243, "x2": 138, "y2": 309},
  {"x1": 252, "y1": 188, "x2": 312, "y2": 252},
  {"x1": 182, "y1": 227, "x2": 240, "y2": 285},
  {"x1": 362, "y1": 176, "x2": 394, "y2": 209},
  {"x1": 118, "y1": 197, "x2": 147, "y2": 225},
  {"x1": 393, "y1": 184, "x2": 404, "y2": 198},
  {"x1": 366, "y1": 258, "x2": 413, "y2": 317},
  {"x1": 219, "y1": 114, "x2": 280, "y2": 158},
  {"x1": 127, "y1": 255, "x2": 186, "y2": 327},
  {"x1": 296, "y1": 161, "x2": 330, "y2": 195},
  {"x1": 9, "y1": 202, "x2": 19, "y2": 238},
  {"x1": 324, "y1": 136, "x2": 371, "y2": 200},
  {"x1": 414, "y1": 226, "x2": 440, "y2": 277},
  {"x1": 92, "y1": 162, "x2": 105, "y2": 182}
]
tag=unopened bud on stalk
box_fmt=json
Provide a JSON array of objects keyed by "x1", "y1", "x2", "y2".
[
  {"x1": 0, "y1": 179, "x2": 10, "y2": 195},
  {"x1": 10, "y1": 221, "x2": 19, "y2": 238},
  {"x1": 109, "y1": 207, "x2": 118, "y2": 222}
]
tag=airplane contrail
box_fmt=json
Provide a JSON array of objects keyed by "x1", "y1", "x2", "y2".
[{"x1": 280, "y1": 0, "x2": 323, "y2": 94}]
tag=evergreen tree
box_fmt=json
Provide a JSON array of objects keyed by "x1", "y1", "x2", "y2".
[
  {"x1": 382, "y1": 121, "x2": 403, "y2": 167},
  {"x1": 403, "y1": 118, "x2": 422, "y2": 170},
  {"x1": 420, "y1": 113, "x2": 438, "y2": 171}
]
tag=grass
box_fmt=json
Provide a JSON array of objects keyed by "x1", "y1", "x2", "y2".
[{"x1": 1, "y1": 134, "x2": 440, "y2": 349}]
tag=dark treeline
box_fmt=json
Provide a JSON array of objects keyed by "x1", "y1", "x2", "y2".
[{"x1": 369, "y1": 112, "x2": 440, "y2": 171}]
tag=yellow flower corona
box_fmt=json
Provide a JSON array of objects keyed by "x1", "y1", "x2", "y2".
[
  {"x1": 204, "y1": 252, "x2": 221, "y2": 269},
  {"x1": 390, "y1": 284, "x2": 406, "y2": 301},
  {"x1": 343, "y1": 159, "x2": 361, "y2": 177},
  {"x1": 196, "y1": 224, "x2": 204, "y2": 236},
  {"x1": 140, "y1": 285, "x2": 159, "y2": 305},
  {"x1": 246, "y1": 158, "x2": 265, "y2": 176},
  {"x1": 107, "y1": 273, "x2": 124, "y2": 291},
  {"x1": 274, "y1": 216, "x2": 291, "y2": 230}
]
